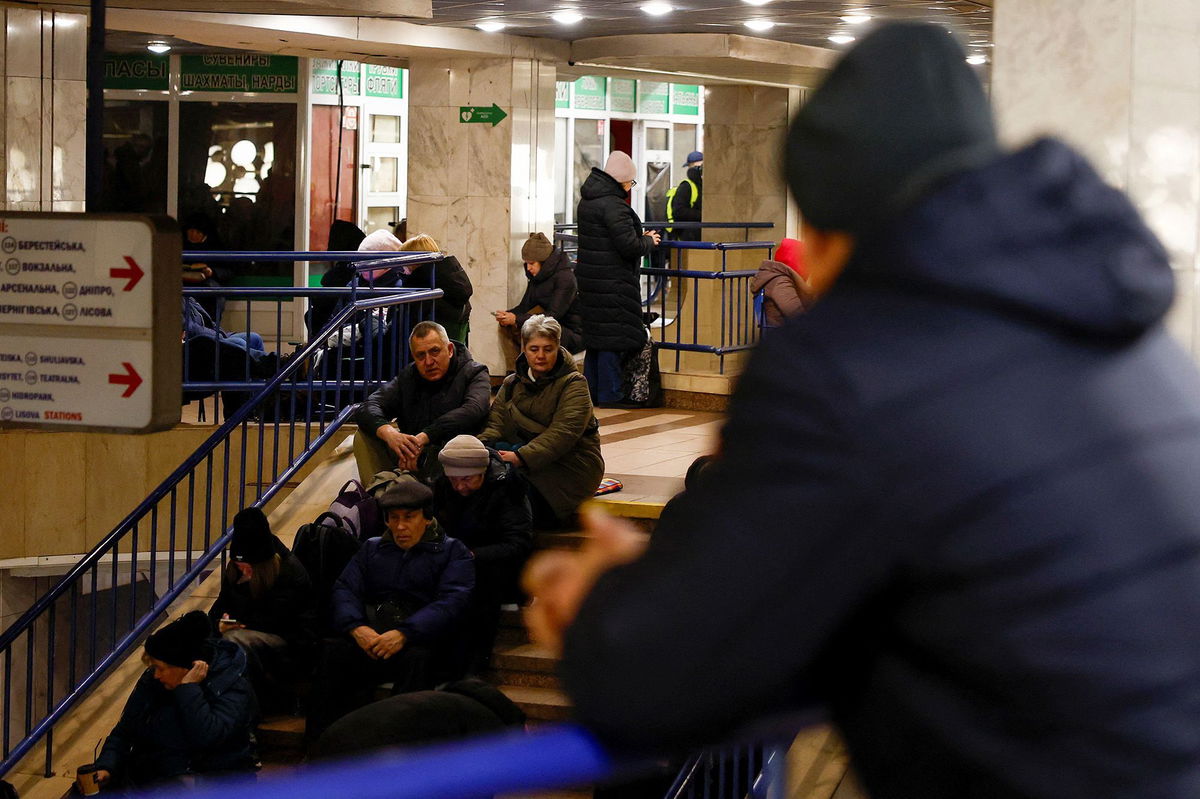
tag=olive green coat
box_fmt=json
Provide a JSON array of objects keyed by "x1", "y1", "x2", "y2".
[{"x1": 480, "y1": 348, "x2": 604, "y2": 521}]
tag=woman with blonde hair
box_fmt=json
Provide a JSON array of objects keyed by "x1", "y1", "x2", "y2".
[{"x1": 401, "y1": 233, "x2": 474, "y2": 343}]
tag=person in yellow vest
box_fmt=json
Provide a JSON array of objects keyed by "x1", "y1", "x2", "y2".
[{"x1": 666, "y1": 151, "x2": 703, "y2": 242}]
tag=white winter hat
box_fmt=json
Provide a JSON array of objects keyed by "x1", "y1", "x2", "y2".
[
  {"x1": 358, "y1": 229, "x2": 404, "y2": 252},
  {"x1": 603, "y1": 151, "x2": 636, "y2": 184}
]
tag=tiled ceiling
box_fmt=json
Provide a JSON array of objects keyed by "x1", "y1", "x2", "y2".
[{"x1": 417, "y1": 1, "x2": 993, "y2": 53}]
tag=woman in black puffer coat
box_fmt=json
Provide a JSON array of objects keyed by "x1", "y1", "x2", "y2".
[{"x1": 575, "y1": 151, "x2": 660, "y2": 404}]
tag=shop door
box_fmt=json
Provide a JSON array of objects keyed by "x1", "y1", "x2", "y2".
[
  {"x1": 359, "y1": 109, "x2": 407, "y2": 237},
  {"x1": 640, "y1": 121, "x2": 672, "y2": 226}
]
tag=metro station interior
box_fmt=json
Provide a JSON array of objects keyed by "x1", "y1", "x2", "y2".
[{"x1": 2, "y1": 0, "x2": 1199, "y2": 797}]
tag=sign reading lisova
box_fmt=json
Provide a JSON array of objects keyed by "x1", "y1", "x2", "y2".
[{"x1": 180, "y1": 54, "x2": 299, "y2": 93}]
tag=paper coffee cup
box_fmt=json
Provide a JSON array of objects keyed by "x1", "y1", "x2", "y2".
[{"x1": 76, "y1": 763, "x2": 101, "y2": 796}]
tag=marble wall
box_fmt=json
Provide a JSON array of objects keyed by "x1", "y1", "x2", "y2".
[
  {"x1": 406, "y1": 56, "x2": 556, "y2": 372},
  {"x1": 993, "y1": 0, "x2": 1200, "y2": 353},
  {"x1": 702, "y1": 84, "x2": 792, "y2": 244},
  {"x1": 1, "y1": 7, "x2": 87, "y2": 212}
]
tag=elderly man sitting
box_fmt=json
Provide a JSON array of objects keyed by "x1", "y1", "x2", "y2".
[
  {"x1": 353, "y1": 320, "x2": 490, "y2": 483},
  {"x1": 305, "y1": 478, "x2": 475, "y2": 743},
  {"x1": 433, "y1": 435, "x2": 533, "y2": 673}
]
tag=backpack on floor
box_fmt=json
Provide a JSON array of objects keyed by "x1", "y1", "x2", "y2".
[
  {"x1": 293, "y1": 511, "x2": 361, "y2": 633},
  {"x1": 326, "y1": 479, "x2": 369, "y2": 537}
]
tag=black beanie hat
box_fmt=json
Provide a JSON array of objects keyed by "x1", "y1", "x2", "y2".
[
  {"x1": 787, "y1": 23, "x2": 998, "y2": 235},
  {"x1": 230, "y1": 506, "x2": 274, "y2": 564},
  {"x1": 145, "y1": 611, "x2": 211, "y2": 668}
]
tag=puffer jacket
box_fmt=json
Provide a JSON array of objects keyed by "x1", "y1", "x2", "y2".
[
  {"x1": 330, "y1": 520, "x2": 475, "y2": 644},
  {"x1": 96, "y1": 639, "x2": 257, "y2": 784},
  {"x1": 509, "y1": 248, "x2": 584, "y2": 353},
  {"x1": 480, "y1": 348, "x2": 604, "y2": 521},
  {"x1": 406, "y1": 254, "x2": 474, "y2": 329},
  {"x1": 563, "y1": 139, "x2": 1200, "y2": 799},
  {"x1": 750, "y1": 260, "x2": 814, "y2": 327},
  {"x1": 354, "y1": 341, "x2": 490, "y2": 445},
  {"x1": 575, "y1": 167, "x2": 656, "y2": 352}
]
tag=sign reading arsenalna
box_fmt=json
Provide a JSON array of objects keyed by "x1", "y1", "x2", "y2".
[{"x1": 180, "y1": 54, "x2": 299, "y2": 93}]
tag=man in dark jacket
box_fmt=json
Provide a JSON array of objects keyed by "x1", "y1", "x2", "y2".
[
  {"x1": 93, "y1": 611, "x2": 257, "y2": 789},
  {"x1": 434, "y1": 435, "x2": 533, "y2": 672},
  {"x1": 353, "y1": 320, "x2": 491, "y2": 483},
  {"x1": 307, "y1": 478, "x2": 475, "y2": 742},
  {"x1": 531, "y1": 24, "x2": 1200, "y2": 799},
  {"x1": 495, "y1": 232, "x2": 584, "y2": 358},
  {"x1": 575, "y1": 150, "x2": 660, "y2": 404}
]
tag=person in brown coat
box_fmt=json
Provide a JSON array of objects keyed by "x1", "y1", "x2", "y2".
[
  {"x1": 480, "y1": 315, "x2": 604, "y2": 528},
  {"x1": 750, "y1": 237, "x2": 815, "y2": 327}
]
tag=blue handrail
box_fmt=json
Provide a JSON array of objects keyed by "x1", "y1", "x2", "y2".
[{"x1": 0, "y1": 277, "x2": 443, "y2": 779}]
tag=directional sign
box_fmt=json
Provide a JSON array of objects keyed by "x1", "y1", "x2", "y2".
[
  {"x1": 0, "y1": 335, "x2": 154, "y2": 428},
  {"x1": 458, "y1": 104, "x2": 508, "y2": 127},
  {"x1": 0, "y1": 213, "x2": 180, "y2": 433},
  {"x1": 0, "y1": 217, "x2": 156, "y2": 328}
]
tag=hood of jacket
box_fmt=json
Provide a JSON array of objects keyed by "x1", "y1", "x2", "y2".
[
  {"x1": 513, "y1": 347, "x2": 578, "y2": 387},
  {"x1": 200, "y1": 638, "x2": 247, "y2": 695},
  {"x1": 845, "y1": 138, "x2": 1174, "y2": 340},
  {"x1": 685, "y1": 165, "x2": 703, "y2": 188},
  {"x1": 529, "y1": 248, "x2": 570, "y2": 285},
  {"x1": 751, "y1": 260, "x2": 801, "y2": 294},
  {"x1": 580, "y1": 167, "x2": 628, "y2": 202}
]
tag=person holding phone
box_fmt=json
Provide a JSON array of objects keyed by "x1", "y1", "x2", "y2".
[{"x1": 89, "y1": 611, "x2": 258, "y2": 790}]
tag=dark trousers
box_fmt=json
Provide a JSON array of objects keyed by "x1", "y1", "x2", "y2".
[
  {"x1": 462, "y1": 557, "x2": 525, "y2": 674},
  {"x1": 584, "y1": 350, "x2": 625, "y2": 403},
  {"x1": 305, "y1": 637, "x2": 435, "y2": 742}
]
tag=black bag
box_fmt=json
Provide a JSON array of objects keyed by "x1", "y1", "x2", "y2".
[{"x1": 292, "y1": 511, "x2": 361, "y2": 633}]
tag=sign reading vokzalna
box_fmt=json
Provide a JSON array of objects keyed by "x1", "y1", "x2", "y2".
[
  {"x1": 0, "y1": 214, "x2": 181, "y2": 433},
  {"x1": 180, "y1": 54, "x2": 299, "y2": 93}
]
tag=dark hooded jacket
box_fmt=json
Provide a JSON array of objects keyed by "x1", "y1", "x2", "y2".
[
  {"x1": 97, "y1": 639, "x2": 257, "y2": 784},
  {"x1": 406, "y1": 255, "x2": 474, "y2": 330},
  {"x1": 668, "y1": 165, "x2": 703, "y2": 242},
  {"x1": 750, "y1": 260, "x2": 814, "y2": 327},
  {"x1": 208, "y1": 537, "x2": 317, "y2": 648},
  {"x1": 575, "y1": 167, "x2": 656, "y2": 352},
  {"x1": 508, "y1": 248, "x2": 584, "y2": 353},
  {"x1": 355, "y1": 341, "x2": 491, "y2": 446},
  {"x1": 433, "y1": 451, "x2": 533, "y2": 566},
  {"x1": 330, "y1": 519, "x2": 475, "y2": 644},
  {"x1": 562, "y1": 138, "x2": 1200, "y2": 799}
]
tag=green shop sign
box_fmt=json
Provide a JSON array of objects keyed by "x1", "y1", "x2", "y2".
[
  {"x1": 609, "y1": 78, "x2": 636, "y2": 113},
  {"x1": 180, "y1": 54, "x2": 299, "y2": 93},
  {"x1": 636, "y1": 80, "x2": 670, "y2": 114},
  {"x1": 312, "y1": 59, "x2": 361, "y2": 96},
  {"x1": 364, "y1": 65, "x2": 403, "y2": 99},
  {"x1": 671, "y1": 84, "x2": 700, "y2": 116},
  {"x1": 104, "y1": 53, "x2": 169, "y2": 91},
  {"x1": 573, "y1": 76, "x2": 607, "y2": 111},
  {"x1": 555, "y1": 81, "x2": 570, "y2": 110}
]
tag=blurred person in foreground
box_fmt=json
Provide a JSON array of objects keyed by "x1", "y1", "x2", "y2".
[{"x1": 525, "y1": 23, "x2": 1200, "y2": 799}]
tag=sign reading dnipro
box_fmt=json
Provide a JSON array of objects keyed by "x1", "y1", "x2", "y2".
[{"x1": 0, "y1": 214, "x2": 181, "y2": 433}]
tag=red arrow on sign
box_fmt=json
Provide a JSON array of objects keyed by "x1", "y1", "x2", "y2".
[
  {"x1": 109, "y1": 256, "x2": 144, "y2": 291},
  {"x1": 108, "y1": 362, "x2": 143, "y2": 398}
]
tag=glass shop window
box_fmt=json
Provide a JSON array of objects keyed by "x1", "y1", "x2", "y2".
[{"x1": 98, "y1": 100, "x2": 169, "y2": 213}]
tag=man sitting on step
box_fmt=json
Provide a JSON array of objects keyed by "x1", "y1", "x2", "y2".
[
  {"x1": 353, "y1": 320, "x2": 491, "y2": 484},
  {"x1": 433, "y1": 435, "x2": 533, "y2": 674},
  {"x1": 305, "y1": 478, "x2": 475, "y2": 743}
]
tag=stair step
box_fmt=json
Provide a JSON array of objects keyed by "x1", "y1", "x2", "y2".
[
  {"x1": 498, "y1": 685, "x2": 573, "y2": 722},
  {"x1": 493, "y1": 643, "x2": 558, "y2": 673},
  {"x1": 490, "y1": 669, "x2": 561, "y2": 689}
]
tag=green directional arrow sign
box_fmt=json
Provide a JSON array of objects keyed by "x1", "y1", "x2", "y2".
[{"x1": 458, "y1": 104, "x2": 508, "y2": 127}]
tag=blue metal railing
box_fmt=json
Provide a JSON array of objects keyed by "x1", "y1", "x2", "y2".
[
  {"x1": 645, "y1": 240, "x2": 776, "y2": 374},
  {"x1": 0, "y1": 255, "x2": 443, "y2": 779}
]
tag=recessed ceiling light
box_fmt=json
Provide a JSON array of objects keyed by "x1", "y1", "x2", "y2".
[
  {"x1": 551, "y1": 9, "x2": 583, "y2": 24},
  {"x1": 642, "y1": 2, "x2": 674, "y2": 15},
  {"x1": 744, "y1": 19, "x2": 775, "y2": 31},
  {"x1": 146, "y1": 42, "x2": 171, "y2": 54},
  {"x1": 965, "y1": 54, "x2": 988, "y2": 65},
  {"x1": 840, "y1": 13, "x2": 871, "y2": 24},
  {"x1": 742, "y1": 0, "x2": 772, "y2": 5},
  {"x1": 475, "y1": 19, "x2": 506, "y2": 32},
  {"x1": 827, "y1": 34, "x2": 855, "y2": 44}
]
